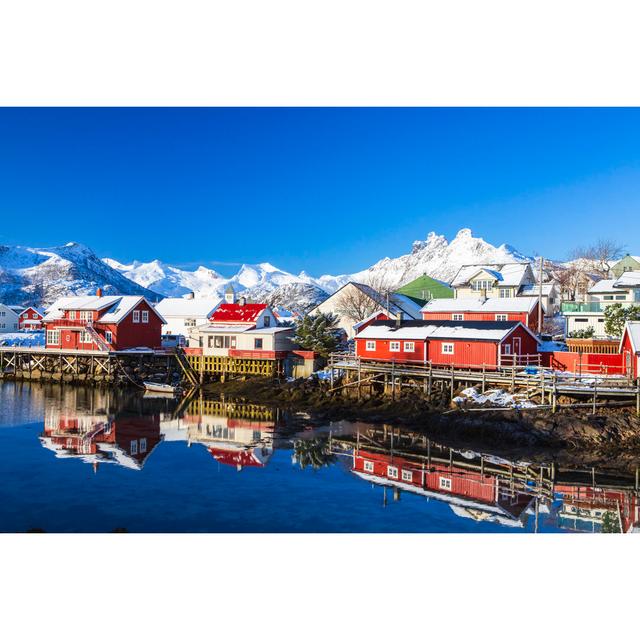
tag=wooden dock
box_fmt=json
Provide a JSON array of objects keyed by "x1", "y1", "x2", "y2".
[{"x1": 328, "y1": 353, "x2": 640, "y2": 414}]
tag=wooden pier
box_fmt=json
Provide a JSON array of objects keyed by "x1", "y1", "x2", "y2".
[{"x1": 328, "y1": 353, "x2": 640, "y2": 414}]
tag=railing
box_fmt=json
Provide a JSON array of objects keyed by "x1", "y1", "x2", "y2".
[
  {"x1": 45, "y1": 318, "x2": 92, "y2": 328},
  {"x1": 561, "y1": 300, "x2": 637, "y2": 313},
  {"x1": 228, "y1": 349, "x2": 289, "y2": 360}
]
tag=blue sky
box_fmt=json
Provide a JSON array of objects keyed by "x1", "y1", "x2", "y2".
[{"x1": 0, "y1": 107, "x2": 638, "y2": 276}]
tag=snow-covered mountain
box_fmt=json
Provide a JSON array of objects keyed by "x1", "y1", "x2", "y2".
[
  {"x1": 0, "y1": 242, "x2": 158, "y2": 307},
  {"x1": 0, "y1": 229, "x2": 533, "y2": 313}
]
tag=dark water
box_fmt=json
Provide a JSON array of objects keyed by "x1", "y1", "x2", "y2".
[{"x1": 0, "y1": 381, "x2": 637, "y2": 533}]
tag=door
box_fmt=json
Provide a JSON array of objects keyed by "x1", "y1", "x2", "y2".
[{"x1": 513, "y1": 337, "x2": 521, "y2": 366}]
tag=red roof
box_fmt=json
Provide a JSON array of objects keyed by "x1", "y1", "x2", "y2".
[
  {"x1": 208, "y1": 447, "x2": 264, "y2": 468},
  {"x1": 209, "y1": 303, "x2": 267, "y2": 324}
]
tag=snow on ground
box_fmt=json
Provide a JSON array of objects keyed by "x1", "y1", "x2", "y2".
[
  {"x1": 454, "y1": 386, "x2": 538, "y2": 409},
  {"x1": 0, "y1": 331, "x2": 45, "y2": 347}
]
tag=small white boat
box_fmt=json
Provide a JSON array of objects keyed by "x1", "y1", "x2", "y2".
[{"x1": 143, "y1": 382, "x2": 180, "y2": 395}]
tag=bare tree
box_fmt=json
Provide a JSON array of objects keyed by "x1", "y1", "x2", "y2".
[
  {"x1": 334, "y1": 273, "x2": 395, "y2": 323},
  {"x1": 570, "y1": 239, "x2": 625, "y2": 278}
]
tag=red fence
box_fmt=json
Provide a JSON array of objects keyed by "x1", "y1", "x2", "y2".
[{"x1": 544, "y1": 351, "x2": 626, "y2": 375}]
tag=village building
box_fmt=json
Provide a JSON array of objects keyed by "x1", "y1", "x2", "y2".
[
  {"x1": 450, "y1": 262, "x2": 536, "y2": 299},
  {"x1": 154, "y1": 294, "x2": 219, "y2": 346},
  {"x1": 43, "y1": 293, "x2": 165, "y2": 351},
  {"x1": 394, "y1": 273, "x2": 454, "y2": 305},
  {"x1": 517, "y1": 282, "x2": 559, "y2": 316},
  {"x1": 0, "y1": 303, "x2": 22, "y2": 333},
  {"x1": 611, "y1": 254, "x2": 640, "y2": 278},
  {"x1": 620, "y1": 321, "x2": 640, "y2": 379},
  {"x1": 18, "y1": 306, "x2": 44, "y2": 330},
  {"x1": 421, "y1": 297, "x2": 544, "y2": 332},
  {"x1": 354, "y1": 319, "x2": 540, "y2": 369},
  {"x1": 562, "y1": 274, "x2": 640, "y2": 338},
  {"x1": 310, "y1": 281, "x2": 422, "y2": 339}
]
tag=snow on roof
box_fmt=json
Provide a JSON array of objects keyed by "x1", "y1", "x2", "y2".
[
  {"x1": 518, "y1": 283, "x2": 555, "y2": 296},
  {"x1": 451, "y1": 263, "x2": 532, "y2": 288},
  {"x1": 155, "y1": 297, "x2": 219, "y2": 318},
  {"x1": 614, "y1": 271, "x2": 640, "y2": 288},
  {"x1": 355, "y1": 319, "x2": 534, "y2": 343},
  {"x1": 422, "y1": 297, "x2": 539, "y2": 313},
  {"x1": 588, "y1": 279, "x2": 620, "y2": 294},
  {"x1": 44, "y1": 295, "x2": 165, "y2": 325},
  {"x1": 209, "y1": 302, "x2": 267, "y2": 324},
  {"x1": 621, "y1": 321, "x2": 640, "y2": 354}
]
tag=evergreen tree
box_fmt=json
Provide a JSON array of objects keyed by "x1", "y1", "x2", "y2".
[
  {"x1": 604, "y1": 303, "x2": 640, "y2": 337},
  {"x1": 294, "y1": 312, "x2": 341, "y2": 357}
]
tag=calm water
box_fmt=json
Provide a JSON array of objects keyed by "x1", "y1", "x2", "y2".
[{"x1": 0, "y1": 381, "x2": 637, "y2": 533}]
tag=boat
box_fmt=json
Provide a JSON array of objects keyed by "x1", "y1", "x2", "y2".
[{"x1": 143, "y1": 382, "x2": 180, "y2": 395}]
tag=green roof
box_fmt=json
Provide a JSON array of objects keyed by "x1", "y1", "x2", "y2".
[{"x1": 395, "y1": 274, "x2": 454, "y2": 305}]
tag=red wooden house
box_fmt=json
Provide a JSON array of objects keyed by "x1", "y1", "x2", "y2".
[
  {"x1": 18, "y1": 306, "x2": 44, "y2": 330},
  {"x1": 352, "y1": 449, "x2": 532, "y2": 526},
  {"x1": 354, "y1": 319, "x2": 540, "y2": 369},
  {"x1": 43, "y1": 293, "x2": 165, "y2": 351},
  {"x1": 421, "y1": 297, "x2": 543, "y2": 332},
  {"x1": 619, "y1": 321, "x2": 640, "y2": 379}
]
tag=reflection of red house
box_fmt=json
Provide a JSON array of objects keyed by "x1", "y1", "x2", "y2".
[
  {"x1": 43, "y1": 293, "x2": 165, "y2": 351},
  {"x1": 554, "y1": 483, "x2": 640, "y2": 533},
  {"x1": 18, "y1": 306, "x2": 44, "y2": 330},
  {"x1": 353, "y1": 450, "x2": 532, "y2": 525},
  {"x1": 40, "y1": 411, "x2": 163, "y2": 470},
  {"x1": 355, "y1": 320, "x2": 540, "y2": 369}
]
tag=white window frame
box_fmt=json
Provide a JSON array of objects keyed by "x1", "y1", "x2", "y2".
[
  {"x1": 439, "y1": 477, "x2": 452, "y2": 491},
  {"x1": 452, "y1": 313, "x2": 464, "y2": 321},
  {"x1": 363, "y1": 460, "x2": 374, "y2": 473},
  {"x1": 401, "y1": 469, "x2": 413, "y2": 482},
  {"x1": 69, "y1": 310, "x2": 76, "y2": 320},
  {"x1": 389, "y1": 341, "x2": 401, "y2": 352},
  {"x1": 403, "y1": 341, "x2": 415, "y2": 353},
  {"x1": 141, "y1": 310, "x2": 149, "y2": 323},
  {"x1": 79, "y1": 331, "x2": 92, "y2": 344},
  {"x1": 441, "y1": 342, "x2": 454, "y2": 354},
  {"x1": 503, "y1": 343, "x2": 511, "y2": 355},
  {"x1": 387, "y1": 465, "x2": 398, "y2": 479},
  {"x1": 139, "y1": 438, "x2": 147, "y2": 454},
  {"x1": 130, "y1": 440, "x2": 138, "y2": 455},
  {"x1": 499, "y1": 288, "x2": 511, "y2": 298},
  {"x1": 46, "y1": 329, "x2": 60, "y2": 345},
  {"x1": 365, "y1": 340, "x2": 376, "y2": 351},
  {"x1": 495, "y1": 314, "x2": 508, "y2": 321},
  {"x1": 132, "y1": 310, "x2": 140, "y2": 323}
]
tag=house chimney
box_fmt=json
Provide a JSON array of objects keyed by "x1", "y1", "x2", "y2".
[
  {"x1": 225, "y1": 284, "x2": 236, "y2": 304},
  {"x1": 96, "y1": 287, "x2": 103, "y2": 298},
  {"x1": 395, "y1": 311, "x2": 403, "y2": 328},
  {"x1": 238, "y1": 296, "x2": 246, "y2": 306}
]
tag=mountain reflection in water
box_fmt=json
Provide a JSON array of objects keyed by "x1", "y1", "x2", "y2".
[{"x1": 1, "y1": 381, "x2": 639, "y2": 533}]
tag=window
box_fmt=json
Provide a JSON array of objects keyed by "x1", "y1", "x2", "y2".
[
  {"x1": 139, "y1": 438, "x2": 147, "y2": 454},
  {"x1": 130, "y1": 440, "x2": 138, "y2": 455},
  {"x1": 499, "y1": 289, "x2": 511, "y2": 298},
  {"x1": 80, "y1": 311, "x2": 92, "y2": 321},
  {"x1": 452, "y1": 313, "x2": 464, "y2": 321},
  {"x1": 79, "y1": 331, "x2": 92, "y2": 344},
  {"x1": 105, "y1": 331, "x2": 113, "y2": 344},
  {"x1": 132, "y1": 310, "x2": 140, "y2": 323},
  {"x1": 184, "y1": 318, "x2": 196, "y2": 327},
  {"x1": 503, "y1": 343, "x2": 511, "y2": 355},
  {"x1": 598, "y1": 318, "x2": 604, "y2": 323},
  {"x1": 471, "y1": 279, "x2": 493, "y2": 291},
  {"x1": 263, "y1": 316, "x2": 271, "y2": 327},
  {"x1": 403, "y1": 341, "x2": 415, "y2": 352},
  {"x1": 363, "y1": 460, "x2": 374, "y2": 472},
  {"x1": 214, "y1": 335, "x2": 236, "y2": 349},
  {"x1": 402, "y1": 469, "x2": 413, "y2": 482},
  {"x1": 390, "y1": 341, "x2": 400, "y2": 352},
  {"x1": 69, "y1": 310, "x2": 76, "y2": 320},
  {"x1": 141, "y1": 310, "x2": 149, "y2": 323},
  {"x1": 441, "y1": 343, "x2": 454, "y2": 354},
  {"x1": 574, "y1": 318, "x2": 588, "y2": 323},
  {"x1": 615, "y1": 295, "x2": 626, "y2": 300},
  {"x1": 254, "y1": 338, "x2": 263, "y2": 349},
  {"x1": 603, "y1": 295, "x2": 613, "y2": 300},
  {"x1": 387, "y1": 465, "x2": 398, "y2": 479},
  {"x1": 365, "y1": 340, "x2": 376, "y2": 351},
  {"x1": 495, "y1": 314, "x2": 508, "y2": 321},
  {"x1": 46, "y1": 330, "x2": 60, "y2": 345},
  {"x1": 439, "y1": 477, "x2": 452, "y2": 491}
]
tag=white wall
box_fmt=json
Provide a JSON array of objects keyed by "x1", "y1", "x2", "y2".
[{"x1": 0, "y1": 304, "x2": 20, "y2": 333}]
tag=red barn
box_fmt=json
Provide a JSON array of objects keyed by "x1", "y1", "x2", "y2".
[
  {"x1": 619, "y1": 321, "x2": 640, "y2": 379},
  {"x1": 43, "y1": 294, "x2": 165, "y2": 352},
  {"x1": 421, "y1": 297, "x2": 543, "y2": 332},
  {"x1": 354, "y1": 319, "x2": 540, "y2": 369},
  {"x1": 18, "y1": 306, "x2": 44, "y2": 330}
]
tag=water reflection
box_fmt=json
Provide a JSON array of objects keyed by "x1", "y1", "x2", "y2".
[{"x1": 7, "y1": 381, "x2": 639, "y2": 532}]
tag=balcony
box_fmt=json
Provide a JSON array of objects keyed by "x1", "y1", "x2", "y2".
[
  {"x1": 45, "y1": 318, "x2": 93, "y2": 329},
  {"x1": 561, "y1": 300, "x2": 638, "y2": 313}
]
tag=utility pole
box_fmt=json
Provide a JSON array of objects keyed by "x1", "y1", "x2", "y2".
[{"x1": 538, "y1": 255, "x2": 544, "y2": 335}]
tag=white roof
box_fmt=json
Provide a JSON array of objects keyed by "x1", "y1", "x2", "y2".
[
  {"x1": 451, "y1": 263, "x2": 532, "y2": 288},
  {"x1": 614, "y1": 271, "x2": 640, "y2": 288},
  {"x1": 155, "y1": 297, "x2": 220, "y2": 318},
  {"x1": 422, "y1": 297, "x2": 539, "y2": 313},
  {"x1": 518, "y1": 283, "x2": 555, "y2": 297},
  {"x1": 355, "y1": 321, "x2": 527, "y2": 342},
  {"x1": 588, "y1": 279, "x2": 620, "y2": 294},
  {"x1": 621, "y1": 321, "x2": 640, "y2": 354},
  {"x1": 44, "y1": 295, "x2": 165, "y2": 325}
]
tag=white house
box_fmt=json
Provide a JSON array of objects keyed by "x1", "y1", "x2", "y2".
[
  {"x1": 0, "y1": 303, "x2": 22, "y2": 333},
  {"x1": 450, "y1": 263, "x2": 536, "y2": 299},
  {"x1": 155, "y1": 295, "x2": 220, "y2": 341}
]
